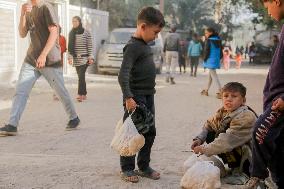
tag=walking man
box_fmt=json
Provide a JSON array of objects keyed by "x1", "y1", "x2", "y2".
[
  {"x1": 0, "y1": 0, "x2": 80, "y2": 136},
  {"x1": 164, "y1": 25, "x2": 180, "y2": 84}
]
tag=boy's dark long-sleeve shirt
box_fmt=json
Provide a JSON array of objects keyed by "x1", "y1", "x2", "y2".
[
  {"x1": 118, "y1": 37, "x2": 156, "y2": 99},
  {"x1": 263, "y1": 26, "x2": 284, "y2": 111}
]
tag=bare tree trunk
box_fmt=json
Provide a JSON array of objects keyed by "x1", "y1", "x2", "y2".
[{"x1": 215, "y1": 0, "x2": 222, "y2": 23}]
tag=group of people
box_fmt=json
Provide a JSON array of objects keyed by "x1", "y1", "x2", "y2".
[
  {"x1": 119, "y1": 2, "x2": 284, "y2": 188},
  {"x1": 163, "y1": 27, "x2": 203, "y2": 81},
  {"x1": 1, "y1": 0, "x2": 284, "y2": 188}
]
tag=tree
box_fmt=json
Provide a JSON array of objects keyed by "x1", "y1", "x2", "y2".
[
  {"x1": 238, "y1": 0, "x2": 280, "y2": 29},
  {"x1": 99, "y1": 0, "x2": 157, "y2": 29}
]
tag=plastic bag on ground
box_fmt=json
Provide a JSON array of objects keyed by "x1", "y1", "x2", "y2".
[
  {"x1": 183, "y1": 154, "x2": 226, "y2": 177},
  {"x1": 110, "y1": 117, "x2": 145, "y2": 156},
  {"x1": 180, "y1": 161, "x2": 221, "y2": 189}
]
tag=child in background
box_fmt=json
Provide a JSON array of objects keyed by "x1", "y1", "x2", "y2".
[
  {"x1": 235, "y1": 52, "x2": 242, "y2": 69},
  {"x1": 223, "y1": 48, "x2": 231, "y2": 70}
]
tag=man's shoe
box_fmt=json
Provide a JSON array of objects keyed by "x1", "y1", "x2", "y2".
[
  {"x1": 242, "y1": 177, "x2": 266, "y2": 189},
  {"x1": 0, "y1": 124, "x2": 17, "y2": 136},
  {"x1": 170, "y1": 77, "x2": 176, "y2": 84},
  {"x1": 66, "y1": 117, "x2": 80, "y2": 131},
  {"x1": 201, "y1": 89, "x2": 209, "y2": 96}
]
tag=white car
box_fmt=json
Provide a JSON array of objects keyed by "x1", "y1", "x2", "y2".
[{"x1": 96, "y1": 28, "x2": 163, "y2": 74}]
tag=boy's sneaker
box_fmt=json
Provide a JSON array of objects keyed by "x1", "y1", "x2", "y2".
[
  {"x1": 201, "y1": 89, "x2": 209, "y2": 96},
  {"x1": 66, "y1": 117, "x2": 80, "y2": 131},
  {"x1": 0, "y1": 124, "x2": 17, "y2": 136},
  {"x1": 242, "y1": 177, "x2": 266, "y2": 189}
]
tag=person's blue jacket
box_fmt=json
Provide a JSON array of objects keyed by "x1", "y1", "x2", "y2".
[
  {"x1": 203, "y1": 35, "x2": 223, "y2": 69},
  {"x1": 188, "y1": 40, "x2": 202, "y2": 57}
]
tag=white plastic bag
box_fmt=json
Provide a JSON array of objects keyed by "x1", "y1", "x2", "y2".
[
  {"x1": 180, "y1": 161, "x2": 221, "y2": 189},
  {"x1": 183, "y1": 154, "x2": 200, "y2": 173},
  {"x1": 183, "y1": 154, "x2": 226, "y2": 177},
  {"x1": 110, "y1": 116, "x2": 145, "y2": 156}
]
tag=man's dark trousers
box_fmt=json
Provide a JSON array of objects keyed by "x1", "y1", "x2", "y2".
[{"x1": 250, "y1": 107, "x2": 284, "y2": 187}]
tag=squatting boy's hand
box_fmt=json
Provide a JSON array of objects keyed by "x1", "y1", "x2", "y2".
[
  {"x1": 193, "y1": 145, "x2": 204, "y2": 155},
  {"x1": 271, "y1": 98, "x2": 284, "y2": 111},
  {"x1": 125, "y1": 98, "x2": 137, "y2": 112},
  {"x1": 191, "y1": 139, "x2": 202, "y2": 150}
]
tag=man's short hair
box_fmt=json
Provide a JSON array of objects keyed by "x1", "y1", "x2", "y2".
[
  {"x1": 222, "y1": 82, "x2": 247, "y2": 97},
  {"x1": 137, "y1": 7, "x2": 165, "y2": 28}
]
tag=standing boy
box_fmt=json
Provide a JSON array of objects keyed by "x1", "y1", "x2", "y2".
[
  {"x1": 188, "y1": 33, "x2": 203, "y2": 77},
  {"x1": 244, "y1": 0, "x2": 284, "y2": 188},
  {"x1": 118, "y1": 7, "x2": 165, "y2": 183},
  {"x1": 0, "y1": 0, "x2": 80, "y2": 136}
]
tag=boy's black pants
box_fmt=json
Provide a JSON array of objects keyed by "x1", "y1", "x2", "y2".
[
  {"x1": 190, "y1": 56, "x2": 199, "y2": 75},
  {"x1": 75, "y1": 64, "x2": 88, "y2": 95},
  {"x1": 120, "y1": 94, "x2": 156, "y2": 172},
  {"x1": 250, "y1": 107, "x2": 284, "y2": 187}
]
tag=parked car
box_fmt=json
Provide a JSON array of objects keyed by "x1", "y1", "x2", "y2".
[
  {"x1": 96, "y1": 28, "x2": 163, "y2": 74},
  {"x1": 254, "y1": 43, "x2": 273, "y2": 64}
]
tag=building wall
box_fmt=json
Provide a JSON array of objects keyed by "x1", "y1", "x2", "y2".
[{"x1": 0, "y1": 0, "x2": 21, "y2": 82}]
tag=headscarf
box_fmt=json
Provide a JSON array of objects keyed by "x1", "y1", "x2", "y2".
[{"x1": 68, "y1": 16, "x2": 84, "y2": 56}]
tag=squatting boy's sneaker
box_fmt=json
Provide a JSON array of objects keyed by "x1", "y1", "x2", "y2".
[
  {"x1": 242, "y1": 177, "x2": 266, "y2": 189},
  {"x1": 0, "y1": 124, "x2": 17, "y2": 136},
  {"x1": 66, "y1": 117, "x2": 80, "y2": 131}
]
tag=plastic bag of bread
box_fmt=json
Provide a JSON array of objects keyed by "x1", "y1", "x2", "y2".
[
  {"x1": 110, "y1": 116, "x2": 145, "y2": 156},
  {"x1": 183, "y1": 154, "x2": 226, "y2": 177},
  {"x1": 180, "y1": 161, "x2": 221, "y2": 189}
]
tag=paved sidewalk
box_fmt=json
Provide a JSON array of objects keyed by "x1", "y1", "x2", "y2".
[{"x1": 0, "y1": 64, "x2": 272, "y2": 189}]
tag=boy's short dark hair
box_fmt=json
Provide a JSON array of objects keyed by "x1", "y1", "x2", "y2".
[
  {"x1": 205, "y1": 27, "x2": 218, "y2": 36},
  {"x1": 222, "y1": 82, "x2": 247, "y2": 97},
  {"x1": 193, "y1": 33, "x2": 198, "y2": 39},
  {"x1": 137, "y1": 7, "x2": 165, "y2": 28}
]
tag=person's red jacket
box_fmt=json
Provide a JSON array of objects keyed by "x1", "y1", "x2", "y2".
[{"x1": 59, "y1": 35, "x2": 67, "y2": 64}]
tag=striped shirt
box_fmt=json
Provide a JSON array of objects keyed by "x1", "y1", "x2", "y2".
[{"x1": 69, "y1": 30, "x2": 94, "y2": 66}]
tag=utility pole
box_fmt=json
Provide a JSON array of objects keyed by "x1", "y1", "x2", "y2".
[
  {"x1": 80, "y1": 0, "x2": 83, "y2": 17},
  {"x1": 97, "y1": 0, "x2": 100, "y2": 10}
]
